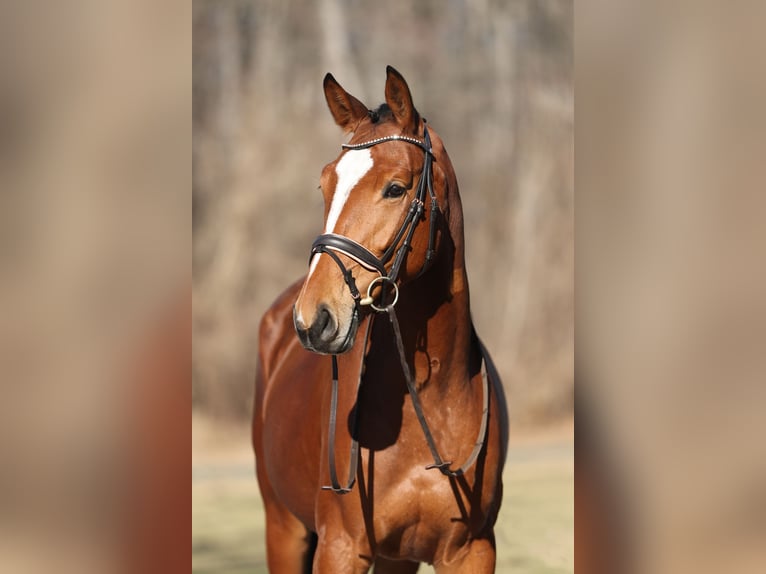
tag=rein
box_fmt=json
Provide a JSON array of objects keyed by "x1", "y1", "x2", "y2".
[{"x1": 311, "y1": 125, "x2": 490, "y2": 494}]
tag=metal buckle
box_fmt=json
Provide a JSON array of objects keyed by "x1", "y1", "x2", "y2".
[
  {"x1": 359, "y1": 276, "x2": 399, "y2": 311},
  {"x1": 321, "y1": 485, "x2": 353, "y2": 494}
]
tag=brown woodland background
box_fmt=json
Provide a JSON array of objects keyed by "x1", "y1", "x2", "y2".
[{"x1": 193, "y1": 0, "x2": 573, "y2": 425}]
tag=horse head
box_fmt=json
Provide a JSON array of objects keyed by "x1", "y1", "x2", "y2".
[{"x1": 294, "y1": 66, "x2": 452, "y2": 354}]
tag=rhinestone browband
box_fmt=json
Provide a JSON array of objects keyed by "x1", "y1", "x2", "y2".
[{"x1": 341, "y1": 133, "x2": 431, "y2": 153}]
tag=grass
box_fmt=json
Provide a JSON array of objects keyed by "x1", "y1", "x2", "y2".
[{"x1": 192, "y1": 419, "x2": 572, "y2": 573}]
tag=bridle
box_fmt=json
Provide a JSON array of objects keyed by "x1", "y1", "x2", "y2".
[
  {"x1": 310, "y1": 125, "x2": 440, "y2": 311},
  {"x1": 307, "y1": 123, "x2": 490, "y2": 494}
]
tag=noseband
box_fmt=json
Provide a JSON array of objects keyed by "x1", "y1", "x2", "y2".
[
  {"x1": 310, "y1": 125, "x2": 439, "y2": 311},
  {"x1": 305, "y1": 124, "x2": 489, "y2": 494}
]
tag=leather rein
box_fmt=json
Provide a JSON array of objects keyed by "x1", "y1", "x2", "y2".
[{"x1": 310, "y1": 125, "x2": 490, "y2": 494}]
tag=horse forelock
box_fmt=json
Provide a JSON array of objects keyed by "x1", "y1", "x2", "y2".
[
  {"x1": 367, "y1": 103, "x2": 394, "y2": 124},
  {"x1": 348, "y1": 102, "x2": 423, "y2": 143}
]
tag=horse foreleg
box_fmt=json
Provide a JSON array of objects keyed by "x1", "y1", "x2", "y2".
[
  {"x1": 255, "y1": 454, "x2": 315, "y2": 573},
  {"x1": 261, "y1": 496, "x2": 315, "y2": 574},
  {"x1": 434, "y1": 535, "x2": 496, "y2": 574},
  {"x1": 312, "y1": 529, "x2": 372, "y2": 574}
]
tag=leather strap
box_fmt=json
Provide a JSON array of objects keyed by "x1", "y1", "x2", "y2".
[
  {"x1": 321, "y1": 316, "x2": 374, "y2": 494},
  {"x1": 316, "y1": 125, "x2": 489, "y2": 494},
  {"x1": 312, "y1": 234, "x2": 386, "y2": 276},
  {"x1": 386, "y1": 306, "x2": 490, "y2": 477},
  {"x1": 321, "y1": 306, "x2": 491, "y2": 493}
]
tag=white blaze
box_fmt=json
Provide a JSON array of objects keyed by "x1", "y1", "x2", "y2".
[
  {"x1": 325, "y1": 149, "x2": 373, "y2": 233},
  {"x1": 307, "y1": 149, "x2": 373, "y2": 278}
]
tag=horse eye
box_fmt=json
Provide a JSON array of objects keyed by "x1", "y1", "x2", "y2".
[{"x1": 384, "y1": 183, "x2": 406, "y2": 199}]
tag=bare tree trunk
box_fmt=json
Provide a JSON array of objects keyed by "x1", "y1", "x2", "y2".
[{"x1": 318, "y1": 0, "x2": 364, "y2": 100}]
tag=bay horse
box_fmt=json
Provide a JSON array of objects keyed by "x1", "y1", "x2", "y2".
[{"x1": 253, "y1": 66, "x2": 508, "y2": 573}]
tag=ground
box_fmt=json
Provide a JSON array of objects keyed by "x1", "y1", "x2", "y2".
[{"x1": 192, "y1": 416, "x2": 573, "y2": 574}]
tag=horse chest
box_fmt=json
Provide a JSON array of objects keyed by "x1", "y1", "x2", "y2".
[{"x1": 363, "y1": 464, "x2": 472, "y2": 560}]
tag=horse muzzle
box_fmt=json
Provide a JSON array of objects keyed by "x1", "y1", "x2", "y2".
[{"x1": 293, "y1": 304, "x2": 358, "y2": 355}]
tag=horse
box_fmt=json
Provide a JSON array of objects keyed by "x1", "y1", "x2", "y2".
[{"x1": 253, "y1": 66, "x2": 508, "y2": 573}]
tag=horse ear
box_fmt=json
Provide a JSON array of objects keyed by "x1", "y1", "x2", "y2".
[
  {"x1": 323, "y1": 73, "x2": 369, "y2": 134},
  {"x1": 384, "y1": 65, "x2": 419, "y2": 133}
]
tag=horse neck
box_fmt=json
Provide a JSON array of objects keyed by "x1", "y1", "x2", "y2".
[{"x1": 388, "y1": 171, "x2": 473, "y2": 394}]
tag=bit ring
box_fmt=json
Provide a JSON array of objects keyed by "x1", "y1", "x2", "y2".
[{"x1": 360, "y1": 276, "x2": 399, "y2": 312}]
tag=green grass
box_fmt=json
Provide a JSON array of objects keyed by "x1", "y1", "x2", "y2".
[{"x1": 193, "y1": 436, "x2": 572, "y2": 573}]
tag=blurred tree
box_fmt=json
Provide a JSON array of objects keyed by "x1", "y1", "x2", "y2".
[{"x1": 193, "y1": 0, "x2": 573, "y2": 424}]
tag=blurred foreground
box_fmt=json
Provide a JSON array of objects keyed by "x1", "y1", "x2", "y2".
[
  {"x1": 0, "y1": 1, "x2": 189, "y2": 572},
  {"x1": 578, "y1": 2, "x2": 766, "y2": 572}
]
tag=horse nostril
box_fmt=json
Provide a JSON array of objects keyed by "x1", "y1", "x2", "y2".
[
  {"x1": 293, "y1": 306, "x2": 308, "y2": 333},
  {"x1": 311, "y1": 305, "x2": 337, "y2": 345}
]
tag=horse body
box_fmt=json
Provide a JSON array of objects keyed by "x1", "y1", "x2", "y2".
[{"x1": 253, "y1": 67, "x2": 508, "y2": 573}]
